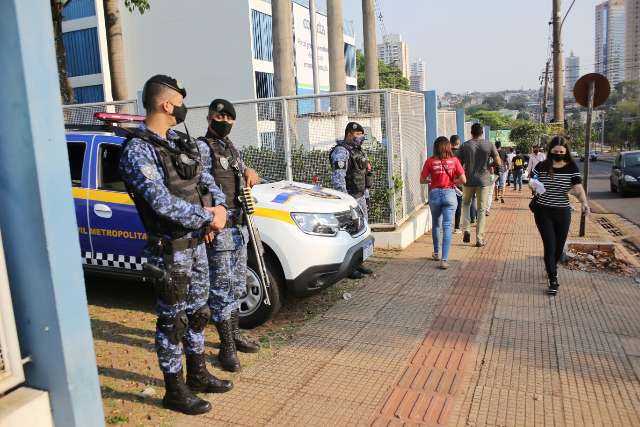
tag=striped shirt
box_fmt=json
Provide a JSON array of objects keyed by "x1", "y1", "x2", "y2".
[{"x1": 532, "y1": 161, "x2": 582, "y2": 209}]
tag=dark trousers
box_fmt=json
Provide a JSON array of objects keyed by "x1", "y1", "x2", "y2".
[
  {"x1": 454, "y1": 194, "x2": 462, "y2": 229},
  {"x1": 533, "y1": 206, "x2": 571, "y2": 279}
]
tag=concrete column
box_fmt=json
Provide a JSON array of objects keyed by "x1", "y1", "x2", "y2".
[
  {"x1": 0, "y1": 1, "x2": 104, "y2": 426},
  {"x1": 327, "y1": 0, "x2": 347, "y2": 112},
  {"x1": 272, "y1": 0, "x2": 296, "y2": 96},
  {"x1": 424, "y1": 90, "x2": 438, "y2": 157},
  {"x1": 362, "y1": 0, "x2": 380, "y2": 89},
  {"x1": 456, "y1": 108, "x2": 466, "y2": 140}
]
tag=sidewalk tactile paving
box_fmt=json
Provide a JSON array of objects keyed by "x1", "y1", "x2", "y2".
[{"x1": 266, "y1": 393, "x2": 375, "y2": 427}]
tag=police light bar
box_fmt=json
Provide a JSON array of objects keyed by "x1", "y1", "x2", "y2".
[{"x1": 94, "y1": 112, "x2": 145, "y2": 123}]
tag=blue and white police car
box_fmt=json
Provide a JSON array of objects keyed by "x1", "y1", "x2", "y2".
[{"x1": 66, "y1": 113, "x2": 374, "y2": 327}]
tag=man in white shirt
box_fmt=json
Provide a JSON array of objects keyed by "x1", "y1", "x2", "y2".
[
  {"x1": 506, "y1": 148, "x2": 516, "y2": 185},
  {"x1": 527, "y1": 145, "x2": 546, "y2": 177}
]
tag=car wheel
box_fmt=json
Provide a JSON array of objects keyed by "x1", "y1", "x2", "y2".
[{"x1": 238, "y1": 255, "x2": 282, "y2": 329}]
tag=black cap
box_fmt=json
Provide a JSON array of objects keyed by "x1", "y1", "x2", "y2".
[
  {"x1": 345, "y1": 122, "x2": 364, "y2": 135},
  {"x1": 143, "y1": 74, "x2": 187, "y2": 98},
  {"x1": 208, "y1": 99, "x2": 236, "y2": 120}
]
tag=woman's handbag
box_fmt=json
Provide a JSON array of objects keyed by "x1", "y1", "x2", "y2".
[{"x1": 529, "y1": 194, "x2": 539, "y2": 212}]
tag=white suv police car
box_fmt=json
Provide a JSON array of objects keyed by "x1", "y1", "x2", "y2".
[{"x1": 66, "y1": 113, "x2": 374, "y2": 327}]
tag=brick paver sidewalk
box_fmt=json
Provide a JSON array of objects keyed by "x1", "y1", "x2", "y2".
[{"x1": 177, "y1": 190, "x2": 640, "y2": 427}]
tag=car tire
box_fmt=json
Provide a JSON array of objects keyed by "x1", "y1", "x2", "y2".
[{"x1": 238, "y1": 254, "x2": 282, "y2": 329}]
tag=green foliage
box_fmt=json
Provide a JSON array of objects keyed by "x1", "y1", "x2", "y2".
[
  {"x1": 510, "y1": 120, "x2": 545, "y2": 153},
  {"x1": 516, "y1": 111, "x2": 530, "y2": 121},
  {"x1": 106, "y1": 415, "x2": 129, "y2": 425},
  {"x1": 470, "y1": 111, "x2": 515, "y2": 130},
  {"x1": 356, "y1": 50, "x2": 410, "y2": 90},
  {"x1": 482, "y1": 95, "x2": 506, "y2": 110},
  {"x1": 506, "y1": 95, "x2": 528, "y2": 110},
  {"x1": 240, "y1": 138, "x2": 392, "y2": 224},
  {"x1": 465, "y1": 104, "x2": 490, "y2": 115},
  {"x1": 603, "y1": 80, "x2": 640, "y2": 150},
  {"x1": 123, "y1": 0, "x2": 150, "y2": 13}
]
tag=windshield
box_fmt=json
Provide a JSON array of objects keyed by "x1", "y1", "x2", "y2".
[{"x1": 624, "y1": 153, "x2": 640, "y2": 167}]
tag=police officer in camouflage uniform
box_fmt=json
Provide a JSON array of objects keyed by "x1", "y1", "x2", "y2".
[
  {"x1": 330, "y1": 121, "x2": 374, "y2": 279},
  {"x1": 119, "y1": 75, "x2": 232, "y2": 415},
  {"x1": 200, "y1": 99, "x2": 261, "y2": 372}
]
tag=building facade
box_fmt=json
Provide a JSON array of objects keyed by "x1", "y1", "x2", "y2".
[
  {"x1": 625, "y1": 0, "x2": 640, "y2": 81},
  {"x1": 61, "y1": 0, "x2": 357, "y2": 104},
  {"x1": 377, "y1": 34, "x2": 410, "y2": 78},
  {"x1": 409, "y1": 59, "x2": 426, "y2": 92},
  {"x1": 565, "y1": 51, "x2": 580, "y2": 97},
  {"x1": 595, "y1": 0, "x2": 626, "y2": 86}
]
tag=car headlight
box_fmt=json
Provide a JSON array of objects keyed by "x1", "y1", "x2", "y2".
[
  {"x1": 624, "y1": 175, "x2": 638, "y2": 182},
  {"x1": 291, "y1": 212, "x2": 340, "y2": 236}
]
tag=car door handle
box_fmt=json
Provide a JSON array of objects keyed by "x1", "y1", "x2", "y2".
[{"x1": 94, "y1": 203, "x2": 113, "y2": 219}]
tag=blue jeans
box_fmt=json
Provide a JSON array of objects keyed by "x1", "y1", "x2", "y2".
[
  {"x1": 513, "y1": 169, "x2": 523, "y2": 190},
  {"x1": 429, "y1": 188, "x2": 458, "y2": 261}
]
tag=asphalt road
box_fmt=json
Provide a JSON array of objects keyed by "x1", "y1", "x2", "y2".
[{"x1": 581, "y1": 156, "x2": 640, "y2": 225}]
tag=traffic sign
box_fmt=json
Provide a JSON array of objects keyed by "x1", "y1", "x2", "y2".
[{"x1": 573, "y1": 73, "x2": 610, "y2": 108}]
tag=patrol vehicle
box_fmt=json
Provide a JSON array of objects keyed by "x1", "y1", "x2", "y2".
[{"x1": 66, "y1": 113, "x2": 374, "y2": 328}]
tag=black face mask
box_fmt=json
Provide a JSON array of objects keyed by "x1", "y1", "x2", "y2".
[
  {"x1": 210, "y1": 120, "x2": 233, "y2": 138},
  {"x1": 171, "y1": 103, "x2": 188, "y2": 124},
  {"x1": 550, "y1": 153, "x2": 566, "y2": 162}
]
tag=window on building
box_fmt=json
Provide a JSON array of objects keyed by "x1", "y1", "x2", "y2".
[
  {"x1": 252, "y1": 10, "x2": 273, "y2": 61},
  {"x1": 73, "y1": 85, "x2": 104, "y2": 103},
  {"x1": 63, "y1": 0, "x2": 96, "y2": 20},
  {"x1": 62, "y1": 28, "x2": 101, "y2": 77},
  {"x1": 344, "y1": 44, "x2": 356, "y2": 78},
  {"x1": 66, "y1": 142, "x2": 86, "y2": 187},
  {"x1": 255, "y1": 71, "x2": 275, "y2": 98},
  {"x1": 98, "y1": 144, "x2": 126, "y2": 192}
]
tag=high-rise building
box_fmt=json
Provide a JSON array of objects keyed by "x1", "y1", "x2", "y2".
[
  {"x1": 60, "y1": 0, "x2": 357, "y2": 103},
  {"x1": 595, "y1": 0, "x2": 626, "y2": 86},
  {"x1": 625, "y1": 0, "x2": 640, "y2": 81},
  {"x1": 565, "y1": 52, "x2": 580, "y2": 97},
  {"x1": 377, "y1": 34, "x2": 410, "y2": 78},
  {"x1": 409, "y1": 59, "x2": 426, "y2": 92}
]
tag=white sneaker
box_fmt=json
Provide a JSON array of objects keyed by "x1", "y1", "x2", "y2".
[{"x1": 454, "y1": 229, "x2": 462, "y2": 234}]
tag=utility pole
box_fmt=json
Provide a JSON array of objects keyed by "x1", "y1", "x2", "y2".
[
  {"x1": 552, "y1": 0, "x2": 564, "y2": 123},
  {"x1": 272, "y1": 0, "x2": 296, "y2": 97},
  {"x1": 327, "y1": 0, "x2": 347, "y2": 111},
  {"x1": 541, "y1": 60, "x2": 550, "y2": 123}
]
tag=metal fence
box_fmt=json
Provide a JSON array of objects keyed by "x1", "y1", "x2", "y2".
[
  {"x1": 62, "y1": 89, "x2": 428, "y2": 227},
  {"x1": 63, "y1": 99, "x2": 140, "y2": 125}
]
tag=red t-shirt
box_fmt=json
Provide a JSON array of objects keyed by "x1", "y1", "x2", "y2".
[{"x1": 420, "y1": 156, "x2": 464, "y2": 189}]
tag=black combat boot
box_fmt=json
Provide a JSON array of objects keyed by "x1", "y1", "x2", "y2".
[
  {"x1": 231, "y1": 310, "x2": 260, "y2": 353},
  {"x1": 357, "y1": 265, "x2": 373, "y2": 275},
  {"x1": 186, "y1": 352, "x2": 234, "y2": 393},
  {"x1": 547, "y1": 275, "x2": 559, "y2": 295},
  {"x1": 215, "y1": 320, "x2": 241, "y2": 372},
  {"x1": 162, "y1": 369, "x2": 211, "y2": 415}
]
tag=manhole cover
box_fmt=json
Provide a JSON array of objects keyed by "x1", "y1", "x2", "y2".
[{"x1": 595, "y1": 216, "x2": 624, "y2": 237}]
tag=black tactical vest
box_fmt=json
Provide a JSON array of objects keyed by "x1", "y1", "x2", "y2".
[
  {"x1": 124, "y1": 129, "x2": 212, "y2": 239},
  {"x1": 330, "y1": 142, "x2": 368, "y2": 198},
  {"x1": 202, "y1": 137, "x2": 240, "y2": 210}
]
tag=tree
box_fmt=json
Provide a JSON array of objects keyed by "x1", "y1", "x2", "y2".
[
  {"x1": 506, "y1": 95, "x2": 528, "y2": 110},
  {"x1": 510, "y1": 120, "x2": 545, "y2": 154},
  {"x1": 470, "y1": 111, "x2": 514, "y2": 129},
  {"x1": 356, "y1": 50, "x2": 410, "y2": 91},
  {"x1": 516, "y1": 111, "x2": 530, "y2": 121},
  {"x1": 482, "y1": 95, "x2": 506, "y2": 110},
  {"x1": 52, "y1": 0, "x2": 150, "y2": 104}
]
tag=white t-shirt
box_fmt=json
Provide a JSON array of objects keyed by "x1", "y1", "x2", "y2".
[{"x1": 527, "y1": 152, "x2": 546, "y2": 173}]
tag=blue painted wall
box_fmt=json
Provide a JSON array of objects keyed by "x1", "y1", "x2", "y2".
[
  {"x1": 0, "y1": 1, "x2": 104, "y2": 425},
  {"x1": 456, "y1": 108, "x2": 465, "y2": 141},
  {"x1": 423, "y1": 90, "x2": 438, "y2": 157}
]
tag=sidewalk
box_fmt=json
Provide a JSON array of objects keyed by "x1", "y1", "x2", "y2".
[{"x1": 177, "y1": 189, "x2": 640, "y2": 427}]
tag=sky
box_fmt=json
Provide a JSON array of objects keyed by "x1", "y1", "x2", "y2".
[{"x1": 341, "y1": 0, "x2": 602, "y2": 93}]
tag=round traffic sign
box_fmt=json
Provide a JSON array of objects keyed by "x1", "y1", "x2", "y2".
[{"x1": 573, "y1": 73, "x2": 610, "y2": 108}]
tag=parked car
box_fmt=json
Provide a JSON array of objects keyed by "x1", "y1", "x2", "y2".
[
  {"x1": 65, "y1": 114, "x2": 374, "y2": 328},
  {"x1": 610, "y1": 150, "x2": 640, "y2": 197},
  {"x1": 570, "y1": 151, "x2": 579, "y2": 159},
  {"x1": 580, "y1": 151, "x2": 599, "y2": 161}
]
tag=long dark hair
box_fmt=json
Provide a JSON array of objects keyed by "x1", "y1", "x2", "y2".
[
  {"x1": 433, "y1": 136, "x2": 453, "y2": 159},
  {"x1": 541, "y1": 135, "x2": 575, "y2": 176}
]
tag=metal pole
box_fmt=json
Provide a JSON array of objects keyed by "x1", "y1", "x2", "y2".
[
  {"x1": 542, "y1": 60, "x2": 550, "y2": 124},
  {"x1": 552, "y1": 0, "x2": 564, "y2": 123},
  {"x1": 384, "y1": 91, "x2": 396, "y2": 225},
  {"x1": 579, "y1": 80, "x2": 595, "y2": 237},
  {"x1": 309, "y1": 0, "x2": 321, "y2": 112},
  {"x1": 281, "y1": 98, "x2": 293, "y2": 181}
]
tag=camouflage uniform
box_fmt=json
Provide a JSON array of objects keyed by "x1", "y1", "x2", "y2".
[
  {"x1": 330, "y1": 141, "x2": 369, "y2": 221},
  {"x1": 119, "y1": 125, "x2": 226, "y2": 374},
  {"x1": 202, "y1": 136, "x2": 250, "y2": 323}
]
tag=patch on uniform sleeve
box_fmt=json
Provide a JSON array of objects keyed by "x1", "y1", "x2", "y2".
[
  {"x1": 335, "y1": 160, "x2": 346, "y2": 170},
  {"x1": 141, "y1": 164, "x2": 160, "y2": 181}
]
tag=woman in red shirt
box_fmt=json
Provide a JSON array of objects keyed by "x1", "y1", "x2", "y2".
[{"x1": 420, "y1": 136, "x2": 466, "y2": 269}]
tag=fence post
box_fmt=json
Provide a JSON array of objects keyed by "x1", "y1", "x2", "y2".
[
  {"x1": 281, "y1": 98, "x2": 294, "y2": 181},
  {"x1": 396, "y1": 93, "x2": 407, "y2": 219},
  {"x1": 384, "y1": 91, "x2": 397, "y2": 226},
  {"x1": 423, "y1": 90, "x2": 438, "y2": 157},
  {"x1": 456, "y1": 108, "x2": 466, "y2": 141}
]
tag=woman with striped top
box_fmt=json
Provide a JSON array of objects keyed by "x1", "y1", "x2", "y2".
[{"x1": 530, "y1": 136, "x2": 590, "y2": 295}]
